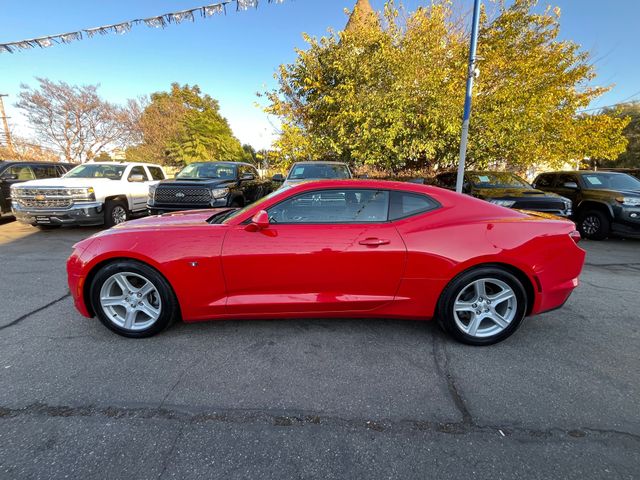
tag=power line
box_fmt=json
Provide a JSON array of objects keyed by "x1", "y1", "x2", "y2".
[{"x1": 578, "y1": 89, "x2": 640, "y2": 113}]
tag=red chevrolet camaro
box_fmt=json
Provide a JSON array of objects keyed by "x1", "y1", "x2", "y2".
[{"x1": 67, "y1": 180, "x2": 586, "y2": 345}]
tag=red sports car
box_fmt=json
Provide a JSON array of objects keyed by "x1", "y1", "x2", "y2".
[{"x1": 67, "y1": 180, "x2": 585, "y2": 345}]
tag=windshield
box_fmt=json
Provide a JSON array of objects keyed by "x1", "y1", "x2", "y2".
[
  {"x1": 287, "y1": 163, "x2": 350, "y2": 180},
  {"x1": 177, "y1": 163, "x2": 237, "y2": 180},
  {"x1": 64, "y1": 164, "x2": 126, "y2": 180},
  {"x1": 468, "y1": 172, "x2": 531, "y2": 188},
  {"x1": 211, "y1": 187, "x2": 293, "y2": 224},
  {"x1": 581, "y1": 173, "x2": 640, "y2": 191}
]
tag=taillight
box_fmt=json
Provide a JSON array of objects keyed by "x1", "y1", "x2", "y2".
[{"x1": 569, "y1": 230, "x2": 581, "y2": 243}]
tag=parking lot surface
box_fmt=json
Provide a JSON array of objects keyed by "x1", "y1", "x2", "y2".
[{"x1": 0, "y1": 217, "x2": 638, "y2": 479}]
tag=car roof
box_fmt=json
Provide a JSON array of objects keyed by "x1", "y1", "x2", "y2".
[
  {"x1": 539, "y1": 170, "x2": 629, "y2": 176},
  {"x1": 83, "y1": 161, "x2": 163, "y2": 168},
  {"x1": 185, "y1": 161, "x2": 249, "y2": 167},
  {"x1": 291, "y1": 161, "x2": 349, "y2": 166}
]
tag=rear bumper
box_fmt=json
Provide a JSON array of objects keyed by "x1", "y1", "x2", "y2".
[{"x1": 12, "y1": 202, "x2": 104, "y2": 226}]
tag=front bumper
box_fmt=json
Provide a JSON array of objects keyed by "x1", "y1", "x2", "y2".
[
  {"x1": 12, "y1": 202, "x2": 105, "y2": 226},
  {"x1": 612, "y1": 206, "x2": 640, "y2": 237},
  {"x1": 148, "y1": 198, "x2": 228, "y2": 215}
]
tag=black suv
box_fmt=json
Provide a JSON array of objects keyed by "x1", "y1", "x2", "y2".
[
  {"x1": 148, "y1": 161, "x2": 274, "y2": 214},
  {"x1": 433, "y1": 171, "x2": 572, "y2": 217},
  {"x1": 0, "y1": 161, "x2": 73, "y2": 218},
  {"x1": 533, "y1": 171, "x2": 640, "y2": 240}
]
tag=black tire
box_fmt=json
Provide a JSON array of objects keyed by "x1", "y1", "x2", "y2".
[
  {"x1": 89, "y1": 260, "x2": 179, "y2": 338},
  {"x1": 437, "y1": 267, "x2": 527, "y2": 346},
  {"x1": 104, "y1": 200, "x2": 129, "y2": 228},
  {"x1": 578, "y1": 210, "x2": 610, "y2": 240},
  {"x1": 229, "y1": 199, "x2": 243, "y2": 208}
]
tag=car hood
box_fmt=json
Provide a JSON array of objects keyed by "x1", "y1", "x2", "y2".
[
  {"x1": 10, "y1": 177, "x2": 118, "y2": 188},
  {"x1": 588, "y1": 188, "x2": 640, "y2": 197},
  {"x1": 473, "y1": 187, "x2": 562, "y2": 199},
  {"x1": 157, "y1": 179, "x2": 233, "y2": 187},
  {"x1": 114, "y1": 209, "x2": 233, "y2": 230}
]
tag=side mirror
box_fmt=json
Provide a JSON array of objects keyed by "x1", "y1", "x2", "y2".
[
  {"x1": 129, "y1": 174, "x2": 146, "y2": 183},
  {"x1": 563, "y1": 182, "x2": 578, "y2": 189},
  {"x1": 272, "y1": 173, "x2": 284, "y2": 182},
  {"x1": 462, "y1": 182, "x2": 471, "y2": 193},
  {"x1": 247, "y1": 210, "x2": 270, "y2": 231},
  {"x1": 241, "y1": 173, "x2": 255, "y2": 181}
]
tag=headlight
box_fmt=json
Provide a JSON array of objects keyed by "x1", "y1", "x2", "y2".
[
  {"x1": 149, "y1": 185, "x2": 157, "y2": 201},
  {"x1": 489, "y1": 199, "x2": 516, "y2": 207},
  {"x1": 211, "y1": 187, "x2": 229, "y2": 200},
  {"x1": 69, "y1": 187, "x2": 95, "y2": 201},
  {"x1": 616, "y1": 196, "x2": 640, "y2": 207}
]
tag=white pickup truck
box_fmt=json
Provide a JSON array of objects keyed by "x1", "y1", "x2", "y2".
[{"x1": 11, "y1": 162, "x2": 166, "y2": 228}]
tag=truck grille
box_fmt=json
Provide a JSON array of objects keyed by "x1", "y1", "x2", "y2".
[
  {"x1": 155, "y1": 186, "x2": 211, "y2": 205},
  {"x1": 12, "y1": 188, "x2": 73, "y2": 209},
  {"x1": 513, "y1": 199, "x2": 567, "y2": 212}
]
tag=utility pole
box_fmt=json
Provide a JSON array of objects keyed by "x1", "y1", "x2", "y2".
[
  {"x1": 0, "y1": 94, "x2": 15, "y2": 155},
  {"x1": 456, "y1": 0, "x2": 481, "y2": 194}
]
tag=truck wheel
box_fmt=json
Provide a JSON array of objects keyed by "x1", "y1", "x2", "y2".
[
  {"x1": 579, "y1": 210, "x2": 610, "y2": 240},
  {"x1": 105, "y1": 200, "x2": 129, "y2": 228}
]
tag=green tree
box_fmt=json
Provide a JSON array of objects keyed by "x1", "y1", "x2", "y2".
[
  {"x1": 600, "y1": 102, "x2": 640, "y2": 167},
  {"x1": 266, "y1": 0, "x2": 628, "y2": 173},
  {"x1": 127, "y1": 83, "x2": 244, "y2": 166}
]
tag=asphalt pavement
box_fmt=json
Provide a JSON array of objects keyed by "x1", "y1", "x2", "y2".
[{"x1": 0, "y1": 217, "x2": 638, "y2": 479}]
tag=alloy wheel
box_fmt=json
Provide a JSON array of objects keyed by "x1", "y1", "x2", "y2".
[
  {"x1": 453, "y1": 278, "x2": 517, "y2": 338},
  {"x1": 112, "y1": 206, "x2": 127, "y2": 225},
  {"x1": 99, "y1": 272, "x2": 162, "y2": 331},
  {"x1": 582, "y1": 215, "x2": 600, "y2": 236}
]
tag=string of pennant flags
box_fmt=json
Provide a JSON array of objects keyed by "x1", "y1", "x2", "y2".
[{"x1": 0, "y1": 0, "x2": 285, "y2": 54}]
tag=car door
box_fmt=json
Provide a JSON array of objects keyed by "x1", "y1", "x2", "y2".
[
  {"x1": 551, "y1": 173, "x2": 581, "y2": 203},
  {"x1": 220, "y1": 188, "x2": 407, "y2": 315},
  {"x1": 127, "y1": 166, "x2": 151, "y2": 211}
]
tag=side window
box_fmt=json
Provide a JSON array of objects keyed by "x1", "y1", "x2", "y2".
[
  {"x1": 267, "y1": 189, "x2": 389, "y2": 224},
  {"x1": 4, "y1": 165, "x2": 35, "y2": 180},
  {"x1": 436, "y1": 173, "x2": 455, "y2": 189},
  {"x1": 128, "y1": 166, "x2": 149, "y2": 181},
  {"x1": 534, "y1": 174, "x2": 553, "y2": 188},
  {"x1": 556, "y1": 174, "x2": 577, "y2": 187},
  {"x1": 147, "y1": 166, "x2": 165, "y2": 181},
  {"x1": 32, "y1": 165, "x2": 59, "y2": 179},
  {"x1": 389, "y1": 192, "x2": 439, "y2": 220},
  {"x1": 250, "y1": 166, "x2": 260, "y2": 179}
]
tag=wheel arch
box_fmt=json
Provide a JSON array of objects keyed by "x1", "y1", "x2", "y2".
[
  {"x1": 105, "y1": 195, "x2": 130, "y2": 210},
  {"x1": 576, "y1": 200, "x2": 613, "y2": 218},
  {"x1": 438, "y1": 261, "x2": 537, "y2": 317},
  {"x1": 83, "y1": 256, "x2": 182, "y2": 320}
]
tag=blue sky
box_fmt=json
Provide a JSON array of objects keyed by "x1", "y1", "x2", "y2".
[{"x1": 1, "y1": 0, "x2": 639, "y2": 150}]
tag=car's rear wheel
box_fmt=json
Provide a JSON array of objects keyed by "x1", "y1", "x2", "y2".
[
  {"x1": 105, "y1": 200, "x2": 128, "y2": 228},
  {"x1": 438, "y1": 267, "x2": 527, "y2": 346},
  {"x1": 90, "y1": 260, "x2": 179, "y2": 338},
  {"x1": 579, "y1": 210, "x2": 610, "y2": 240}
]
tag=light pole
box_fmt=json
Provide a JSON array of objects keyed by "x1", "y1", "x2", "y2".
[{"x1": 456, "y1": 0, "x2": 481, "y2": 193}]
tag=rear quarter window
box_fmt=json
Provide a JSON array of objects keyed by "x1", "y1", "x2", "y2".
[{"x1": 389, "y1": 191, "x2": 439, "y2": 220}]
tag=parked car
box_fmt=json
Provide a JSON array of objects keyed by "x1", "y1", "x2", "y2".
[
  {"x1": 68, "y1": 180, "x2": 585, "y2": 346},
  {"x1": 533, "y1": 170, "x2": 640, "y2": 240},
  {"x1": 11, "y1": 162, "x2": 166, "y2": 228},
  {"x1": 148, "y1": 162, "x2": 273, "y2": 215},
  {"x1": 432, "y1": 171, "x2": 572, "y2": 217},
  {"x1": 0, "y1": 160, "x2": 73, "y2": 219},
  {"x1": 274, "y1": 161, "x2": 352, "y2": 188}
]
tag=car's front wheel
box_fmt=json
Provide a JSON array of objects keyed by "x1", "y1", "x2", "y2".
[
  {"x1": 438, "y1": 267, "x2": 527, "y2": 346},
  {"x1": 579, "y1": 210, "x2": 610, "y2": 240},
  {"x1": 104, "y1": 200, "x2": 129, "y2": 228},
  {"x1": 90, "y1": 260, "x2": 179, "y2": 338}
]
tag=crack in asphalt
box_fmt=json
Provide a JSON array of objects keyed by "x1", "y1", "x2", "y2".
[
  {"x1": 431, "y1": 333, "x2": 473, "y2": 427},
  {"x1": 0, "y1": 402, "x2": 637, "y2": 443},
  {"x1": 0, "y1": 293, "x2": 70, "y2": 332}
]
